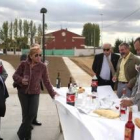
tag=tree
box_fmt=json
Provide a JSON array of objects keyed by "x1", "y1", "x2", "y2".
[
  {"x1": 29, "y1": 20, "x2": 37, "y2": 45},
  {"x1": 9, "y1": 22, "x2": 13, "y2": 40},
  {"x1": 82, "y1": 23, "x2": 100, "y2": 47},
  {"x1": 19, "y1": 19, "x2": 22, "y2": 37},
  {"x1": 129, "y1": 39, "x2": 136, "y2": 54},
  {"x1": 113, "y1": 39, "x2": 123, "y2": 53},
  {"x1": 23, "y1": 20, "x2": 29, "y2": 37},
  {"x1": 13, "y1": 19, "x2": 18, "y2": 38}
]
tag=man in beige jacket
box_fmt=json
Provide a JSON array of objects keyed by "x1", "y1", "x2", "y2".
[
  {"x1": 113, "y1": 42, "x2": 140, "y2": 98},
  {"x1": 121, "y1": 37, "x2": 140, "y2": 111}
]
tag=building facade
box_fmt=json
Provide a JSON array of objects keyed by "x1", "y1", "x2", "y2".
[{"x1": 44, "y1": 29, "x2": 85, "y2": 49}]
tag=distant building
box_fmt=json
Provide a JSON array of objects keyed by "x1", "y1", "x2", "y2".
[{"x1": 43, "y1": 29, "x2": 85, "y2": 49}]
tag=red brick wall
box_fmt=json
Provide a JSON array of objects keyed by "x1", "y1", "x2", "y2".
[{"x1": 45, "y1": 29, "x2": 85, "y2": 49}]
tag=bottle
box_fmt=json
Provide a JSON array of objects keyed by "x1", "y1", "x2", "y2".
[
  {"x1": 73, "y1": 82, "x2": 78, "y2": 98},
  {"x1": 66, "y1": 83, "x2": 75, "y2": 106},
  {"x1": 120, "y1": 88, "x2": 127, "y2": 114},
  {"x1": 91, "y1": 74, "x2": 98, "y2": 92},
  {"x1": 68, "y1": 77, "x2": 72, "y2": 89},
  {"x1": 124, "y1": 107, "x2": 135, "y2": 140},
  {"x1": 56, "y1": 72, "x2": 61, "y2": 88}
]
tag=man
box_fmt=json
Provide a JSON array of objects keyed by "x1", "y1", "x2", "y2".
[
  {"x1": 0, "y1": 61, "x2": 9, "y2": 140},
  {"x1": 134, "y1": 37, "x2": 140, "y2": 56},
  {"x1": 92, "y1": 43, "x2": 120, "y2": 89},
  {"x1": 121, "y1": 37, "x2": 140, "y2": 110},
  {"x1": 113, "y1": 42, "x2": 140, "y2": 98}
]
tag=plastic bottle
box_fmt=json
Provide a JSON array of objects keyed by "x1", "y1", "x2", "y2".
[{"x1": 66, "y1": 83, "x2": 75, "y2": 106}]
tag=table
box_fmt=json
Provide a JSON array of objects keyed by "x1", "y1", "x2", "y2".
[{"x1": 55, "y1": 86, "x2": 140, "y2": 140}]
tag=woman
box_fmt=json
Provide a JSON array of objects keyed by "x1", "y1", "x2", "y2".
[
  {"x1": 0, "y1": 61, "x2": 9, "y2": 140},
  {"x1": 13, "y1": 46, "x2": 58, "y2": 140}
]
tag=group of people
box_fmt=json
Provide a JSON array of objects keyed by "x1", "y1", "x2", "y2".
[
  {"x1": 92, "y1": 37, "x2": 140, "y2": 111},
  {"x1": 1, "y1": 38, "x2": 140, "y2": 139},
  {"x1": 0, "y1": 44, "x2": 59, "y2": 140}
]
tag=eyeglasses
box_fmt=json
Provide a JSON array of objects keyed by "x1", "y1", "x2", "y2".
[
  {"x1": 34, "y1": 54, "x2": 42, "y2": 57},
  {"x1": 103, "y1": 48, "x2": 110, "y2": 51}
]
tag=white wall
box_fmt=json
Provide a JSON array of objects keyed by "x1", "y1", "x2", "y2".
[{"x1": 74, "y1": 48, "x2": 103, "y2": 56}]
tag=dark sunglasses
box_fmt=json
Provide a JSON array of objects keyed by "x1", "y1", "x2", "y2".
[
  {"x1": 35, "y1": 54, "x2": 42, "y2": 57},
  {"x1": 103, "y1": 48, "x2": 110, "y2": 51}
]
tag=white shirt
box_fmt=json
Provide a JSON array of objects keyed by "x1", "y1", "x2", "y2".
[{"x1": 100, "y1": 54, "x2": 111, "y2": 80}]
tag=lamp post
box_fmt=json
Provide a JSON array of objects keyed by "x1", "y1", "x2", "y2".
[
  {"x1": 40, "y1": 8, "x2": 47, "y2": 62},
  {"x1": 100, "y1": 13, "x2": 103, "y2": 46}
]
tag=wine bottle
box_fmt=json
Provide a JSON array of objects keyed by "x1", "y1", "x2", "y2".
[
  {"x1": 68, "y1": 76, "x2": 72, "y2": 89},
  {"x1": 124, "y1": 107, "x2": 135, "y2": 140},
  {"x1": 56, "y1": 72, "x2": 61, "y2": 88},
  {"x1": 91, "y1": 74, "x2": 98, "y2": 92}
]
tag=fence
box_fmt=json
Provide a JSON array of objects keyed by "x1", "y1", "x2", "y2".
[{"x1": 21, "y1": 48, "x2": 102, "y2": 56}]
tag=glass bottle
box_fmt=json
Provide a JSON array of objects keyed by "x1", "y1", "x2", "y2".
[
  {"x1": 68, "y1": 76, "x2": 72, "y2": 89},
  {"x1": 56, "y1": 72, "x2": 61, "y2": 88},
  {"x1": 91, "y1": 74, "x2": 98, "y2": 92},
  {"x1": 120, "y1": 88, "x2": 127, "y2": 114},
  {"x1": 124, "y1": 107, "x2": 135, "y2": 140}
]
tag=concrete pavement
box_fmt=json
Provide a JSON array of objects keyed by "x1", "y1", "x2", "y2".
[
  {"x1": 0, "y1": 59, "x2": 63, "y2": 140},
  {"x1": 62, "y1": 57, "x2": 92, "y2": 87}
]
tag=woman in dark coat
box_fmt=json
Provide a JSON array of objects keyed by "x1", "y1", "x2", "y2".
[{"x1": 0, "y1": 61, "x2": 9, "y2": 140}]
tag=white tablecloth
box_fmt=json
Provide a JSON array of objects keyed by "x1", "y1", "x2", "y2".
[{"x1": 55, "y1": 86, "x2": 140, "y2": 140}]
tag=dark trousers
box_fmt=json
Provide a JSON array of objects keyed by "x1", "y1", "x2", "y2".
[
  {"x1": 98, "y1": 76, "x2": 114, "y2": 90},
  {"x1": 17, "y1": 92, "x2": 39, "y2": 139}
]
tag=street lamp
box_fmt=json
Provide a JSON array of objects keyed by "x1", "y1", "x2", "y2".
[
  {"x1": 100, "y1": 13, "x2": 103, "y2": 46},
  {"x1": 40, "y1": 8, "x2": 47, "y2": 62}
]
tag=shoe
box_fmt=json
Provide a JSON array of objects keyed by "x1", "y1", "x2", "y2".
[
  {"x1": 32, "y1": 120, "x2": 42, "y2": 126},
  {"x1": 17, "y1": 132, "x2": 23, "y2": 140}
]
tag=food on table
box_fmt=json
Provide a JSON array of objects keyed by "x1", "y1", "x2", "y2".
[
  {"x1": 77, "y1": 87, "x2": 85, "y2": 93},
  {"x1": 94, "y1": 109, "x2": 119, "y2": 119},
  {"x1": 134, "y1": 118, "x2": 140, "y2": 128}
]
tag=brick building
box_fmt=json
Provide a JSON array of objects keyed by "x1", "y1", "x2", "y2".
[{"x1": 44, "y1": 29, "x2": 85, "y2": 49}]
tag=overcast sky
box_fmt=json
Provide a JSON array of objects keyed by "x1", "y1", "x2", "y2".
[{"x1": 0, "y1": 0, "x2": 140, "y2": 45}]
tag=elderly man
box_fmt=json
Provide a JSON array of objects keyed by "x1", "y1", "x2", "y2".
[
  {"x1": 92, "y1": 43, "x2": 120, "y2": 89},
  {"x1": 113, "y1": 42, "x2": 140, "y2": 98},
  {"x1": 121, "y1": 37, "x2": 140, "y2": 110}
]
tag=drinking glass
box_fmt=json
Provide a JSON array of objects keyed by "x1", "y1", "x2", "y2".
[{"x1": 23, "y1": 75, "x2": 29, "y2": 85}]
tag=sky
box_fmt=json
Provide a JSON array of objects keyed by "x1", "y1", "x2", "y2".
[{"x1": 0, "y1": 0, "x2": 140, "y2": 46}]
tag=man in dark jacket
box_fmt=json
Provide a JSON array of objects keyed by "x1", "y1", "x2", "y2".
[
  {"x1": 92, "y1": 43, "x2": 120, "y2": 90},
  {"x1": 0, "y1": 61, "x2": 9, "y2": 140}
]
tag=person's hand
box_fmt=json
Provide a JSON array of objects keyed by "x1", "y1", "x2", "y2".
[
  {"x1": 127, "y1": 83, "x2": 132, "y2": 90},
  {"x1": 53, "y1": 92, "x2": 60, "y2": 99},
  {"x1": 22, "y1": 78, "x2": 28, "y2": 85},
  {"x1": 120, "y1": 99, "x2": 133, "y2": 108},
  {"x1": 112, "y1": 76, "x2": 117, "y2": 82}
]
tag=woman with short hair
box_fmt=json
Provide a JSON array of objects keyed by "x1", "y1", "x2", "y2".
[{"x1": 13, "y1": 45, "x2": 58, "y2": 140}]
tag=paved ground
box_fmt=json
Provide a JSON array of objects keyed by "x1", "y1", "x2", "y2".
[
  {"x1": 0, "y1": 57, "x2": 92, "y2": 140},
  {"x1": 0, "y1": 59, "x2": 63, "y2": 140}
]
